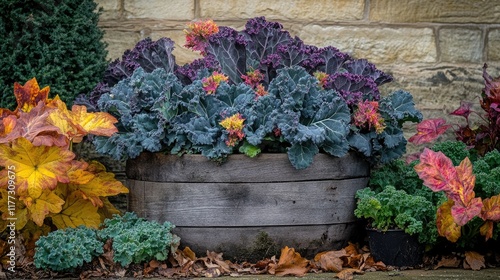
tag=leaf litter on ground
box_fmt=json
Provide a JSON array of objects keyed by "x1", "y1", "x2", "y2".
[{"x1": 2, "y1": 240, "x2": 499, "y2": 279}]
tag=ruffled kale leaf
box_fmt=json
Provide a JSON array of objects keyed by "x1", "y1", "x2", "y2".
[
  {"x1": 205, "y1": 27, "x2": 247, "y2": 84},
  {"x1": 75, "y1": 37, "x2": 178, "y2": 111},
  {"x1": 172, "y1": 81, "x2": 256, "y2": 159},
  {"x1": 268, "y1": 66, "x2": 351, "y2": 169},
  {"x1": 349, "y1": 89, "x2": 422, "y2": 165},
  {"x1": 94, "y1": 68, "x2": 182, "y2": 159}
]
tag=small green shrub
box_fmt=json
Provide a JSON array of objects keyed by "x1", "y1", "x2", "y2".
[
  {"x1": 98, "y1": 212, "x2": 180, "y2": 267},
  {"x1": 34, "y1": 226, "x2": 104, "y2": 272},
  {"x1": 0, "y1": 0, "x2": 108, "y2": 109}
]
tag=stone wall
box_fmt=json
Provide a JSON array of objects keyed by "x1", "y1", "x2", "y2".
[{"x1": 95, "y1": 0, "x2": 500, "y2": 146}]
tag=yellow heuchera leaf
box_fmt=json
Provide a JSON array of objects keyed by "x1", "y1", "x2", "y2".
[
  {"x1": 46, "y1": 98, "x2": 86, "y2": 142},
  {"x1": 480, "y1": 194, "x2": 500, "y2": 222},
  {"x1": 0, "y1": 137, "x2": 74, "y2": 198},
  {"x1": 14, "y1": 102, "x2": 67, "y2": 147},
  {"x1": 436, "y1": 199, "x2": 462, "y2": 242},
  {"x1": 480, "y1": 221, "x2": 495, "y2": 241},
  {"x1": 47, "y1": 98, "x2": 117, "y2": 143},
  {"x1": 68, "y1": 161, "x2": 128, "y2": 207},
  {"x1": 24, "y1": 189, "x2": 65, "y2": 226},
  {"x1": 13, "y1": 78, "x2": 50, "y2": 113},
  {"x1": 479, "y1": 195, "x2": 500, "y2": 240},
  {"x1": 70, "y1": 105, "x2": 118, "y2": 138},
  {"x1": 66, "y1": 160, "x2": 95, "y2": 185},
  {"x1": 51, "y1": 191, "x2": 101, "y2": 229}
]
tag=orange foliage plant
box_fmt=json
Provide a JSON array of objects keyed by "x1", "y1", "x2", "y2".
[{"x1": 0, "y1": 78, "x2": 128, "y2": 251}]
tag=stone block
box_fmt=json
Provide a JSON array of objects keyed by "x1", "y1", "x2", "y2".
[
  {"x1": 102, "y1": 30, "x2": 141, "y2": 60},
  {"x1": 439, "y1": 28, "x2": 483, "y2": 63},
  {"x1": 95, "y1": 0, "x2": 121, "y2": 20},
  {"x1": 370, "y1": 0, "x2": 500, "y2": 23},
  {"x1": 199, "y1": 0, "x2": 365, "y2": 22},
  {"x1": 124, "y1": 0, "x2": 194, "y2": 20},
  {"x1": 488, "y1": 29, "x2": 500, "y2": 62},
  {"x1": 296, "y1": 25, "x2": 437, "y2": 64}
]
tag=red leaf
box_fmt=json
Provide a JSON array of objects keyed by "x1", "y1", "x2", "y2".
[
  {"x1": 414, "y1": 148, "x2": 459, "y2": 195},
  {"x1": 408, "y1": 118, "x2": 451, "y2": 145},
  {"x1": 450, "y1": 101, "x2": 473, "y2": 119},
  {"x1": 455, "y1": 157, "x2": 477, "y2": 206},
  {"x1": 450, "y1": 197, "x2": 482, "y2": 226}
]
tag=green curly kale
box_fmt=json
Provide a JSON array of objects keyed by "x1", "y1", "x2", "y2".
[
  {"x1": 473, "y1": 149, "x2": 500, "y2": 198},
  {"x1": 354, "y1": 185, "x2": 438, "y2": 246},
  {"x1": 98, "y1": 212, "x2": 180, "y2": 267},
  {"x1": 431, "y1": 140, "x2": 471, "y2": 165},
  {"x1": 34, "y1": 226, "x2": 104, "y2": 272}
]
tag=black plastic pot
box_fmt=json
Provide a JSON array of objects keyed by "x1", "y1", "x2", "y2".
[{"x1": 367, "y1": 229, "x2": 423, "y2": 267}]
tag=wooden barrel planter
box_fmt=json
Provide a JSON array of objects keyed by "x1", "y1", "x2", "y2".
[{"x1": 126, "y1": 152, "x2": 370, "y2": 261}]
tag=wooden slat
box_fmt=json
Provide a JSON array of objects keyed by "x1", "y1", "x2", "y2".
[
  {"x1": 171, "y1": 223, "x2": 363, "y2": 260},
  {"x1": 126, "y1": 152, "x2": 370, "y2": 182},
  {"x1": 127, "y1": 177, "x2": 368, "y2": 227}
]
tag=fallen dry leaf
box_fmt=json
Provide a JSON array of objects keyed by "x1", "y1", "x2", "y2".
[
  {"x1": 361, "y1": 254, "x2": 387, "y2": 271},
  {"x1": 274, "y1": 246, "x2": 309, "y2": 276},
  {"x1": 149, "y1": 259, "x2": 160, "y2": 268},
  {"x1": 314, "y1": 250, "x2": 347, "y2": 272},
  {"x1": 344, "y1": 242, "x2": 361, "y2": 256},
  {"x1": 464, "y1": 251, "x2": 485, "y2": 271},
  {"x1": 434, "y1": 255, "x2": 461, "y2": 269},
  {"x1": 184, "y1": 246, "x2": 197, "y2": 261},
  {"x1": 346, "y1": 252, "x2": 362, "y2": 268},
  {"x1": 335, "y1": 268, "x2": 364, "y2": 280}
]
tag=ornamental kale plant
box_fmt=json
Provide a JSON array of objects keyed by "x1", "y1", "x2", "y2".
[
  {"x1": 98, "y1": 212, "x2": 179, "y2": 267},
  {"x1": 77, "y1": 17, "x2": 422, "y2": 169},
  {"x1": 34, "y1": 226, "x2": 104, "y2": 272}
]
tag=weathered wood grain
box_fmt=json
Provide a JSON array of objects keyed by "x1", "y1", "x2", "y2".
[
  {"x1": 126, "y1": 152, "x2": 370, "y2": 182},
  {"x1": 126, "y1": 153, "x2": 370, "y2": 259},
  {"x1": 128, "y1": 177, "x2": 368, "y2": 226}
]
